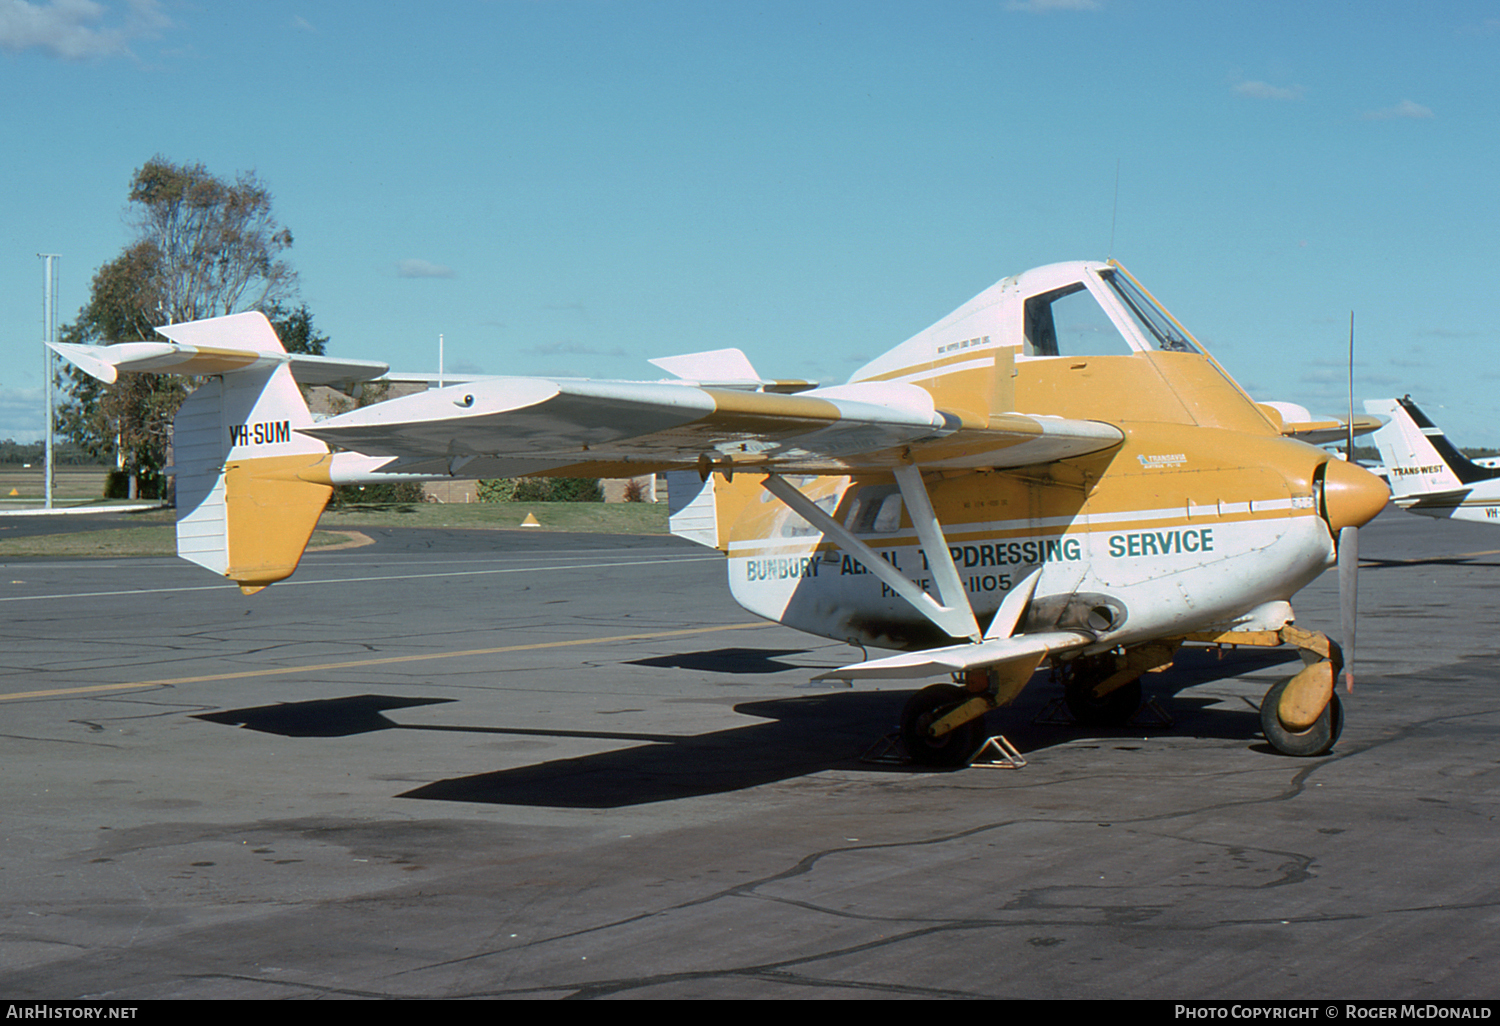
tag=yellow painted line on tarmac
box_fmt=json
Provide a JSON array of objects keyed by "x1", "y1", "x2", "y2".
[{"x1": 0, "y1": 621, "x2": 770, "y2": 703}]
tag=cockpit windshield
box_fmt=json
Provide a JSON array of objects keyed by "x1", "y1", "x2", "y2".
[{"x1": 1100, "y1": 268, "x2": 1202, "y2": 354}]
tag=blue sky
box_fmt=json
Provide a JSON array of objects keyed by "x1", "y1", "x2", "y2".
[{"x1": 3, "y1": 0, "x2": 1498, "y2": 445}]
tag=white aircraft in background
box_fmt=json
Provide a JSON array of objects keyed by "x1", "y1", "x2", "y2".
[
  {"x1": 53, "y1": 260, "x2": 1389, "y2": 763},
  {"x1": 1364, "y1": 396, "x2": 1500, "y2": 523}
]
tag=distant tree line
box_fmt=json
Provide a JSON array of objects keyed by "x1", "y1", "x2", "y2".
[
  {"x1": 0, "y1": 440, "x2": 98, "y2": 465},
  {"x1": 330, "y1": 481, "x2": 429, "y2": 507}
]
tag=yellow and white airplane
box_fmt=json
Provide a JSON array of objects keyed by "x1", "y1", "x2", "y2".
[
  {"x1": 52, "y1": 260, "x2": 1390, "y2": 763},
  {"x1": 1364, "y1": 396, "x2": 1500, "y2": 523}
]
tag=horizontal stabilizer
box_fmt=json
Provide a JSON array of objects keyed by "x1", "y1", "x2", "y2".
[
  {"x1": 815, "y1": 630, "x2": 1092, "y2": 681},
  {"x1": 1404, "y1": 488, "x2": 1473, "y2": 508},
  {"x1": 50, "y1": 311, "x2": 389, "y2": 389}
]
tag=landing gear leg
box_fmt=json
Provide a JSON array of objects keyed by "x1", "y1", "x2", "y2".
[
  {"x1": 900, "y1": 684, "x2": 986, "y2": 769},
  {"x1": 1261, "y1": 627, "x2": 1345, "y2": 757},
  {"x1": 1058, "y1": 653, "x2": 1143, "y2": 727},
  {"x1": 1184, "y1": 624, "x2": 1345, "y2": 757}
]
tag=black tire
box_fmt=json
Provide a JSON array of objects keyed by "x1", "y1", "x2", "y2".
[
  {"x1": 900, "y1": 684, "x2": 984, "y2": 769},
  {"x1": 1061, "y1": 655, "x2": 1142, "y2": 727},
  {"x1": 1260, "y1": 676, "x2": 1343, "y2": 757}
]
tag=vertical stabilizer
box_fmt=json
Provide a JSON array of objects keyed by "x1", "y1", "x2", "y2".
[{"x1": 169, "y1": 324, "x2": 333, "y2": 592}]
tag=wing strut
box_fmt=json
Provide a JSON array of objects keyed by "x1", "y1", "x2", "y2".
[
  {"x1": 891, "y1": 464, "x2": 982, "y2": 642},
  {"x1": 761, "y1": 467, "x2": 982, "y2": 643}
]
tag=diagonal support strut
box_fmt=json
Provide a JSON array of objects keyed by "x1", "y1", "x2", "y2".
[{"x1": 761, "y1": 469, "x2": 981, "y2": 643}]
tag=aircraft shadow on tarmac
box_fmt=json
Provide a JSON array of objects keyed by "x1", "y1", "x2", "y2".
[
  {"x1": 626, "y1": 647, "x2": 812, "y2": 674},
  {"x1": 1358, "y1": 554, "x2": 1500, "y2": 570},
  {"x1": 192, "y1": 646, "x2": 1303, "y2": 808}
]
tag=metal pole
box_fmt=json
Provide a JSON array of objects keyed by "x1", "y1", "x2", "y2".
[{"x1": 39, "y1": 254, "x2": 60, "y2": 509}]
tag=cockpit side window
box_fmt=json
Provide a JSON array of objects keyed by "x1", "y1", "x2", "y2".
[{"x1": 1023, "y1": 283, "x2": 1136, "y2": 358}]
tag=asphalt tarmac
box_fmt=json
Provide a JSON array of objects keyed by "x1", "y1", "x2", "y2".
[{"x1": 1, "y1": 508, "x2": 1497, "y2": 999}]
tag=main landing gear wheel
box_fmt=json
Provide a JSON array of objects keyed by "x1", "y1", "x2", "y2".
[
  {"x1": 900, "y1": 684, "x2": 984, "y2": 769},
  {"x1": 1060, "y1": 655, "x2": 1142, "y2": 727},
  {"x1": 1260, "y1": 677, "x2": 1343, "y2": 757}
]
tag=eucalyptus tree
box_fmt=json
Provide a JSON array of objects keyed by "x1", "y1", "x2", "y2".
[{"x1": 57, "y1": 157, "x2": 316, "y2": 497}]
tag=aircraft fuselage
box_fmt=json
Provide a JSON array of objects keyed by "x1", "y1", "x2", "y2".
[{"x1": 727, "y1": 425, "x2": 1337, "y2": 653}]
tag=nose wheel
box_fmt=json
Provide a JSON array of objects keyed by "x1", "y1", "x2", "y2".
[
  {"x1": 1188, "y1": 624, "x2": 1347, "y2": 757},
  {"x1": 1260, "y1": 676, "x2": 1344, "y2": 756}
]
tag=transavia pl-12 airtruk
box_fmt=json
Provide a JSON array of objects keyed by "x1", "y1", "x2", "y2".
[{"x1": 53, "y1": 260, "x2": 1390, "y2": 765}]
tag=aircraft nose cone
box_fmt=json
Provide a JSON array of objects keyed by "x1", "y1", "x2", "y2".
[{"x1": 1322, "y1": 458, "x2": 1390, "y2": 532}]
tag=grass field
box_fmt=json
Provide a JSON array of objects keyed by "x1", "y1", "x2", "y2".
[
  {"x1": 0, "y1": 500, "x2": 670, "y2": 560},
  {"x1": 0, "y1": 465, "x2": 116, "y2": 504}
]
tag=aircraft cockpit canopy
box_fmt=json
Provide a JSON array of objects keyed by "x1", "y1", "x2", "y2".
[{"x1": 845, "y1": 259, "x2": 1211, "y2": 389}]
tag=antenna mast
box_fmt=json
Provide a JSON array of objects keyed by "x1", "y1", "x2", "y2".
[
  {"x1": 1346, "y1": 312, "x2": 1355, "y2": 461},
  {"x1": 1108, "y1": 159, "x2": 1121, "y2": 259}
]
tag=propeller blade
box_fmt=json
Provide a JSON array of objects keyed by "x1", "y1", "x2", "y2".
[{"x1": 1338, "y1": 525, "x2": 1358, "y2": 692}]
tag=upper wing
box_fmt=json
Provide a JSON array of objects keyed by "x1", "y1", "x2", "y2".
[
  {"x1": 299, "y1": 375, "x2": 1124, "y2": 477},
  {"x1": 50, "y1": 311, "x2": 1122, "y2": 478},
  {"x1": 356, "y1": 347, "x2": 817, "y2": 394}
]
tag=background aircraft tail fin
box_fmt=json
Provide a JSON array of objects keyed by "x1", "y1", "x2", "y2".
[{"x1": 1363, "y1": 397, "x2": 1498, "y2": 501}]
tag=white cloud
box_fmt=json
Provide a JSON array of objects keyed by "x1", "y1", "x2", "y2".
[
  {"x1": 523, "y1": 340, "x2": 627, "y2": 359},
  {"x1": 1418, "y1": 327, "x2": 1491, "y2": 340},
  {"x1": 291, "y1": 15, "x2": 314, "y2": 33},
  {"x1": 397, "y1": 259, "x2": 456, "y2": 279},
  {"x1": 1233, "y1": 80, "x2": 1304, "y2": 101},
  {"x1": 1362, "y1": 99, "x2": 1433, "y2": 121},
  {"x1": 0, "y1": 0, "x2": 171, "y2": 60},
  {"x1": 1004, "y1": 0, "x2": 1102, "y2": 11},
  {"x1": 446, "y1": 358, "x2": 486, "y2": 377}
]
